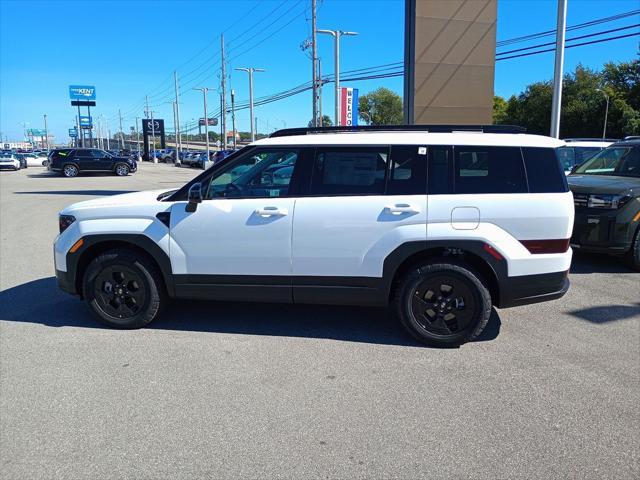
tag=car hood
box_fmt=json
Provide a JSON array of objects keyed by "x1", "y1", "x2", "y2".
[
  {"x1": 61, "y1": 189, "x2": 167, "y2": 214},
  {"x1": 567, "y1": 174, "x2": 640, "y2": 196}
]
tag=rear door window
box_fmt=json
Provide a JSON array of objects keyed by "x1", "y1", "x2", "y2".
[
  {"x1": 453, "y1": 146, "x2": 527, "y2": 194},
  {"x1": 387, "y1": 146, "x2": 428, "y2": 195},
  {"x1": 309, "y1": 147, "x2": 388, "y2": 195}
]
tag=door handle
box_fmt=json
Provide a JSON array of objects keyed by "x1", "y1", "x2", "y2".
[
  {"x1": 386, "y1": 203, "x2": 420, "y2": 214},
  {"x1": 254, "y1": 206, "x2": 288, "y2": 217}
]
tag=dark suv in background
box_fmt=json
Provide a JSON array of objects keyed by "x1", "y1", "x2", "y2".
[
  {"x1": 48, "y1": 148, "x2": 137, "y2": 177},
  {"x1": 568, "y1": 138, "x2": 640, "y2": 270}
]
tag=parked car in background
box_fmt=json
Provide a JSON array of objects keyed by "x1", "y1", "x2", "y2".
[
  {"x1": 0, "y1": 153, "x2": 21, "y2": 170},
  {"x1": 48, "y1": 148, "x2": 137, "y2": 177},
  {"x1": 568, "y1": 138, "x2": 640, "y2": 270},
  {"x1": 558, "y1": 138, "x2": 615, "y2": 174},
  {"x1": 19, "y1": 152, "x2": 47, "y2": 166}
]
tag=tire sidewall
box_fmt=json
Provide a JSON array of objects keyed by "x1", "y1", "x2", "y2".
[
  {"x1": 115, "y1": 164, "x2": 129, "y2": 176},
  {"x1": 396, "y1": 263, "x2": 491, "y2": 346},
  {"x1": 63, "y1": 164, "x2": 78, "y2": 177},
  {"x1": 83, "y1": 252, "x2": 159, "y2": 328}
]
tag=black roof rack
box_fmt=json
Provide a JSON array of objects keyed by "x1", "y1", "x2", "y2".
[
  {"x1": 269, "y1": 124, "x2": 526, "y2": 138},
  {"x1": 564, "y1": 137, "x2": 619, "y2": 142}
]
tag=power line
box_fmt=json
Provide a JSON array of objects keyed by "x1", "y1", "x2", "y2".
[
  {"x1": 496, "y1": 9, "x2": 639, "y2": 47},
  {"x1": 497, "y1": 23, "x2": 640, "y2": 56}
]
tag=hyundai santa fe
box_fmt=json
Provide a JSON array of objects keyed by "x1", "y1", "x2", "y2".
[{"x1": 54, "y1": 125, "x2": 574, "y2": 346}]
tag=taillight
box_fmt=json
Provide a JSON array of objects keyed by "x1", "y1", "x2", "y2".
[{"x1": 520, "y1": 239, "x2": 570, "y2": 254}]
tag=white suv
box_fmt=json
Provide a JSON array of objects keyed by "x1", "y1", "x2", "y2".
[{"x1": 54, "y1": 126, "x2": 574, "y2": 346}]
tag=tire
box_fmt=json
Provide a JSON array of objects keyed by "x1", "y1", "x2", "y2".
[
  {"x1": 393, "y1": 260, "x2": 492, "y2": 347},
  {"x1": 115, "y1": 163, "x2": 129, "y2": 176},
  {"x1": 82, "y1": 249, "x2": 165, "y2": 328},
  {"x1": 626, "y1": 225, "x2": 640, "y2": 271},
  {"x1": 63, "y1": 164, "x2": 79, "y2": 177}
]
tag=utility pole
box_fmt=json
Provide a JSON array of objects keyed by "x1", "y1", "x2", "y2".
[
  {"x1": 174, "y1": 70, "x2": 181, "y2": 158},
  {"x1": 43, "y1": 114, "x2": 49, "y2": 153},
  {"x1": 235, "y1": 67, "x2": 265, "y2": 142},
  {"x1": 255, "y1": 117, "x2": 258, "y2": 139},
  {"x1": 221, "y1": 34, "x2": 228, "y2": 150},
  {"x1": 118, "y1": 108, "x2": 124, "y2": 150},
  {"x1": 318, "y1": 58, "x2": 323, "y2": 126},
  {"x1": 172, "y1": 101, "x2": 178, "y2": 159},
  {"x1": 596, "y1": 88, "x2": 610, "y2": 139},
  {"x1": 550, "y1": 0, "x2": 567, "y2": 138},
  {"x1": 193, "y1": 87, "x2": 211, "y2": 169},
  {"x1": 317, "y1": 29, "x2": 358, "y2": 126},
  {"x1": 231, "y1": 89, "x2": 237, "y2": 149},
  {"x1": 135, "y1": 116, "x2": 140, "y2": 158},
  {"x1": 311, "y1": 0, "x2": 318, "y2": 127},
  {"x1": 220, "y1": 93, "x2": 224, "y2": 149}
]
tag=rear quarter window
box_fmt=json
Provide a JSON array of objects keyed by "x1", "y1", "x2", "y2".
[
  {"x1": 453, "y1": 146, "x2": 527, "y2": 194},
  {"x1": 522, "y1": 147, "x2": 568, "y2": 193}
]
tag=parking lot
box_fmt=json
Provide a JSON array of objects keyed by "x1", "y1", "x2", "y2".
[{"x1": 0, "y1": 162, "x2": 638, "y2": 479}]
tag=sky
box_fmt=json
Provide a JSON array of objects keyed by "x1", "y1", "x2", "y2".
[{"x1": 0, "y1": 0, "x2": 638, "y2": 143}]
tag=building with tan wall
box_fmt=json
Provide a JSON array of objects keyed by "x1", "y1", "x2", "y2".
[{"x1": 404, "y1": 0, "x2": 497, "y2": 124}]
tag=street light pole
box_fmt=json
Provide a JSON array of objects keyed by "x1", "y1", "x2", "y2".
[
  {"x1": 235, "y1": 67, "x2": 265, "y2": 142},
  {"x1": 193, "y1": 87, "x2": 211, "y2": 169},
  {"x1": 550, "y1": 0, "x2": 567, "y2": 138},
  {"x1": 317, "y1": 29, "x2": 358, "y2": 127},
  {"x1": 231, "y1": 89, "x2": 237, "y2": 149},
  {"x1": 596, "y1": 89, "x2": 610, "y2": 139},
  {"x1": 43, "y1": 114, "x2": 49, "y2": 153}
]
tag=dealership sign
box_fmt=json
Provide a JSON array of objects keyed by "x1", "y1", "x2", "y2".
[
  {"x1": 142, "y1": 119, "x2": 165, "y2": 135},
  {"x1": 79, "y1": 116, "x2": 92, "y2": 128},
  {"x1": 340, "y1": 87, "x2": 359, "y2": 126},
  {"x1": 199, "y1": 118, "x2": 218, "y2": 127},
  {"x1": 69, "y1": 128, "x2": 78, "y2": 138},
  {"x1": 69, "y1": 85, "x2": 96, "y2": 101},
  {"x1": 27, "y1": 128, "x2": 47, "y2": 136}
]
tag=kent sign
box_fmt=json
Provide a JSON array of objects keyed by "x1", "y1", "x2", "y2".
[{"x1": 69, "y1": 85, "x2": 96, "y2": 101}]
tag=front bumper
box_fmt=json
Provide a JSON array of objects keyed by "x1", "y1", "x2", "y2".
[
  {"x1": 570, "y1": 208, "x2": 637, "y2": 254},
  {"x1": 498, "y1": 270, "x2": 570, "y2": 308},
  {"x1": 56, "y1": 269, "x2": 78, "y2": 296}
]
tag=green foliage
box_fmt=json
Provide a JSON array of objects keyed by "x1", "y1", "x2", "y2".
[
  {"x1": 308, "y1": 115, "x2": 333, "y2": 127},
  {"x1": 358, "y1": 87, "x2": 403, "y2": 125},
  {"x1": 494, "y1": 60, "x2": 640, "y2": 138}
]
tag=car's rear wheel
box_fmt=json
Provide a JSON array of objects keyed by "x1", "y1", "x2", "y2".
[
  {"x1": 115, "y1": 163, "x2": 129, "y2": 176},
  {"x1": 83, "y1": 249, "x2": 165, "y2": 328},
  {"x1": 63, "y1": 164, "x2": 79, "y2": 177},
  {"x1": 394, "y1": 261, "x2": 492, "y2": 347}
]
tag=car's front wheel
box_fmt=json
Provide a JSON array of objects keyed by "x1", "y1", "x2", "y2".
[
  {"x1": 115, "y1": 163, "x2": 130, "y2": 176},
  {"x1": 394, "y1": 261, "x2": 492, "y2": 347},
  {"x1": 83, "y1": 249, "x2": 165, "y2": 328},
  {"x1": 627, "y1": 226, "x2": 640, "y2": 271},
  {"x1": 63, "y1": 164, "x2": 79, "y2": 177}
]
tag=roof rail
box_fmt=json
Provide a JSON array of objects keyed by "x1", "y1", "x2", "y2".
[
  {"x1": 269, "y1": 124, "x2": 526, "y2": 138},
  {"x1": 564, "y1": 137, "x2": 619, "y2": 142}
]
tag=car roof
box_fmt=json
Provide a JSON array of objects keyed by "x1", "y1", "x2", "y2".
[
  {"x1": 252, "y1": 131, "x2": 565, "y2": 148},
  {"x1": 561, "y1": 140, "x2": 612, "y2": 148},
  {"x1": 610, "y1": 138, "x2": 640, "y2": 147}
]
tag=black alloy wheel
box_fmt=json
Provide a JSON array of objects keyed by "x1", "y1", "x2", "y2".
[
  {"x1": 395, "y1": 261, "x2": 492, "y2": 347},
  {"x1": 411, "y1": 274, "x2": 478, "y2": 336},
  {"x1": 93, "y1": 265, "x2": 146, "y2": 320}
]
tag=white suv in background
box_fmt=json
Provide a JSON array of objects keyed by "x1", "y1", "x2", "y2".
[
  {"x1": 558, "y1": 138, "x2": 615, "y2": 174},
  {"x1": 54, "y1": 125, "x2": 574, "y2": 347}
]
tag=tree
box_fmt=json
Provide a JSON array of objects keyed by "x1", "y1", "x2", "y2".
[
  {"x1": 494, "y1": 61, "x2": 639, "y2": 138},
  {"x1": 358, "y1": 87, "x2": 403, "y2": 125},
  {"x1": 308, "y1": 115, "x2": 333, "y2": 127},
  {"x1": 492, "y1": 96, "x2": 508, "y2": 124}
]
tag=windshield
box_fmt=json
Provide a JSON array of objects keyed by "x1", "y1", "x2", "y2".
[{"x1": 574, "y1": 146, "x2": 640, "y2": 177}]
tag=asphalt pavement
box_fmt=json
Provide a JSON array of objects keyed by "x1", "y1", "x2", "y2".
[{"x1": 1, "y1": 163, "x2": 638, "y2": 479}]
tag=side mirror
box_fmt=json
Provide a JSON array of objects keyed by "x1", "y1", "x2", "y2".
[{"x1": 186, "y1": 182, "x2": 203, "y2": 212}]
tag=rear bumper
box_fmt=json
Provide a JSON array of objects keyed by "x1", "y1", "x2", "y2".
[{"x1": 498, "y1": 270, "x2": 570, "y2": 308}]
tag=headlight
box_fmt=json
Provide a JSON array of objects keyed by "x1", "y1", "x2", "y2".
[
  {"x1": 59, "y1": 214, "x2": 76, "y2": 233},
  {"x1": 587, "y1": 194, "x2": 631, "y2": 209}
]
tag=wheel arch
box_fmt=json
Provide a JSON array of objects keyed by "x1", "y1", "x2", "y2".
[
  {"x1": 71, "y1": 235, "x2": 175, "y2": 299},
  {"x1": 383, "y1": 240, "x2": 505, "y2": 307}
]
